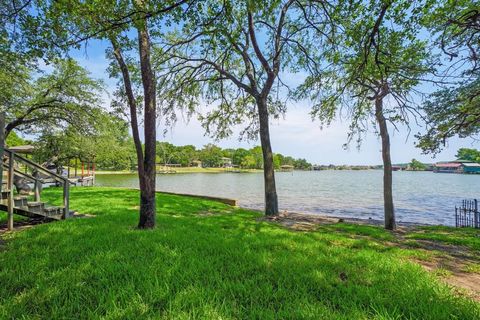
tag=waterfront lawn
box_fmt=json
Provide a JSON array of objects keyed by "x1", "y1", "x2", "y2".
[
  {"x1": 0, "y1": 187, "x2": 478, "y2": 319},
  {"x1": 406, "y1": 225, "x2": 480, "y2": 251}
]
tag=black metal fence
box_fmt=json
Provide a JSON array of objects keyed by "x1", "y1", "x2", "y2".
[{"x1": 455, "y1": 199, "x2": 479, "y2": 228}]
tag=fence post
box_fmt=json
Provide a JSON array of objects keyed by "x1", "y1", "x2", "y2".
[
  {"x1": 455, "y1": 206, "x2": 458, "y2": 227},
  {"x1": 475, "y1": 199, "x2": 478, "y2": 229}
]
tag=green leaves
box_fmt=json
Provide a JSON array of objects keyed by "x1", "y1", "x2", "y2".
[
  {"x1": 302, "y1": 0, "x2": 436, "y2": 146},
  {"x1": 2, "y1": 58, "x2": 104, "y2": 137},
  {"x1": 416, "y1": 78, "x2": 480, "y2": 154}
]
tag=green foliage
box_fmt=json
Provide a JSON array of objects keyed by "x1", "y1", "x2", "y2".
[
  {"x1": 415, "y1": 1, "x2": 479, "y2": 153},
  {"x1": 409, "y1": 159, "x2": 427, "y2": 171},
  {"x1": 32, "y1": 112, "x2": 134, "y2": 171},
  {"x1": 154, "y1": 142, "x2": 311, "y2": 170},
  {"x1": 455, "y1": 148, "x2": 480, "y2": 163},
  {"x1": 416, "y1": 79, "x2": 480, "y2": 153},
  {"x1": 0, "y1": 187, "x2": 478, "y2": 319},
  {"x1": 198, "y1": 143, "x2": 224, "y2": 168},
  {"x1": 160, "y1": 0, "x2": 330, "y2": 140},
  {"x1": 5, "y1": 131, "x2": 27, "y2": 147},
  {"x1": 421, "y1": 0, "x2": 479, "y2": 77},
  {"x1": 299, "y1": 0, "x2": 435, "y2": 146},
  {"x1": 1, "y1": 57, "x2": 104, "y2": 137}
]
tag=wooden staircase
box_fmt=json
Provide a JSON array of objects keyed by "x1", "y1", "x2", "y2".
[{"x1": 1, "y1": 148, "x2": 73, "y2": 230}]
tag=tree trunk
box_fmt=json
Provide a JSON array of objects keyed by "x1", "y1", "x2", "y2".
[
  {"x1": 111, "y1": 39, "x2": 145, "y2": 190},
  {"x1": 375, "y1": 98, "x2": 395, "y2": 230},
  {"x1": 257, "y1": 98, "x2": 279, "y2": 215},
  {"x1": 0, "y1": 113, "x2": 4, "y2": 193},
  {"x1": 137, "y1": 21, "x2": 157, "y2": 229}
]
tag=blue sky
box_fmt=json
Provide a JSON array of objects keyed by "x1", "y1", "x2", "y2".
[{"x1": 64, "y1": 39, "x2": 479, "y2": 166}]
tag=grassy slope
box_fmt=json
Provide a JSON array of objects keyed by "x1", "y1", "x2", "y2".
[{"x1": 0, "y1": 188, "x2": 478, "y2": 319}]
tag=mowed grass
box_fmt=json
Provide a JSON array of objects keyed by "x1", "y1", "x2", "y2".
[
  {"x1": 406, "y1": 225, "x2": 480, "y2": 251},
  {"x1": 0, "y1": 188, "x2": 479, "y2": 319}
]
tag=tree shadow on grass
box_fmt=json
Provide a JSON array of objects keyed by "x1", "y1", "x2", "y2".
[{"x1": 0, "y1": 188, "x2": 478, "y2": 319}]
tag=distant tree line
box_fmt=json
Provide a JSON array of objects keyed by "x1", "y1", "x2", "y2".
[
  {"x1": 8, "y1": 123, "x2": 312, "y2": 171},
  {"x1": 157, "y1": 142, "x2": 312, "y2": 170}
]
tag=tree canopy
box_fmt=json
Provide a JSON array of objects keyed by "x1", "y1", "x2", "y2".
[
  {"x1": 416, "y1": 1, "x2": 479, "y2": 153},
  {"x1": 455, "y1": 148, "x2": 480, "y2": 163},
  {"x1": 1, "y1": 58, "x2": 104, "y2": 138}
]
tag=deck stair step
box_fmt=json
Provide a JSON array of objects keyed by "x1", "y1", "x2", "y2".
[
  {"x1": 14, "y1": 196, "x2": 28, "y2": 207},
  {"x1": 1, "y1": 190, "x2": 11, "y2": 200},
  {"x1": 43, "y1": 206, "x2": 64, "y2": 217},
  {"x1": 27, "y1": 202, "x2": 45, "y2": 214}
]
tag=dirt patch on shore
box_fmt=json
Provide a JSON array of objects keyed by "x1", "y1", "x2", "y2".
[
  {"x1": 411, "y1": 254, "x2": 480, "y2": 302},
  {"x1": 262, "y1": 211, "x2": 480, "y2": 301},
  {"x1": 263, "y1": 211, "x2": 342, "y2": 231},
  {"x1": 0, "y1": 217, "x2": 52, "y2": 235}
]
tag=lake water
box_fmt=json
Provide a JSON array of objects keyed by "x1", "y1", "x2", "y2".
[{"x1": 95, "y1": 170, "x2": 480, "y2": 226}]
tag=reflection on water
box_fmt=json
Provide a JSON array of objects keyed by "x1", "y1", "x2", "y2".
[{"x1": 95, "y1": 170, "x2": 480, "y2": 226}]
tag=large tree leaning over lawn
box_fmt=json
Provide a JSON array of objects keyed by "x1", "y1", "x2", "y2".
[
  {"x1": 300, "y1": 1, "x2": 434, "y2": 229},
  {"x1": 160, "y1": 0, "x2": 333, "y2": 215},
  {"x1": 26, "y1": 0, "x2": 192, "y2": 228}
]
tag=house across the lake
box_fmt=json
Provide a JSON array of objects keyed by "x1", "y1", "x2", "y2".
[{"x1": 433, "y1": 160, "x2": 480, "y2": 174}]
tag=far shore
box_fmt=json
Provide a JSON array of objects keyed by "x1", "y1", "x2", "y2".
[
  {"x1": 95, "y1": 167, "x2": 386, "y2": 175},
  {"x1": 96, "y1": 167, "x2": 263, "y2": 175}
]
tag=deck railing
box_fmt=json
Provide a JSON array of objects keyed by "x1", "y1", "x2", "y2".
[{"x1": 2, "y1": 148, "x2": 74, "y2": 230}]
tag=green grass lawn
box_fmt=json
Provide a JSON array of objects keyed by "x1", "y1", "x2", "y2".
[{"x1": 0, "y1": 187, "x2": 479, "y2": 319}]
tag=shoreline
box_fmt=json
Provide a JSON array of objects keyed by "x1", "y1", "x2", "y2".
[{"x1": 255, "y1": 209, "x2": 434, "y2": 229}]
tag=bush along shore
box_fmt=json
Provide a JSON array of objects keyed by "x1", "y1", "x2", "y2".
[{"x1": 0, "y1": 187, "x2": 479, "y2": 319}]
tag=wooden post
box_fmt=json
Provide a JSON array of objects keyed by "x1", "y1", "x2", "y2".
[
  {"x1": 75, "y1": 158, "x2": 78, "y2": 177},
  {"x1": 63, "y1": 181, "x2": 70, "y2": 218},
  {"x1": 34, "y1": 178, "x2": 41, "y2": 202},
  {"x1": 0, "y1": 112, "x2": 4, "y2": 194},
  {"x1": 92, "y1": 160, "x2": 96, "y2": 186},
  {"x1": 7, "y1": 152, "x2": 14, "y2": 230}
]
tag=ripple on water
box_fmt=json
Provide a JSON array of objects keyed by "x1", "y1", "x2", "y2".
[{"x1": 95, "y1": 170, "x2": 480, "y2": 226}]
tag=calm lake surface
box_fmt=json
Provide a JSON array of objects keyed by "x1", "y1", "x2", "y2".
[{"x1": 95, "y1": 170, "x2": 480, "y2": 226}]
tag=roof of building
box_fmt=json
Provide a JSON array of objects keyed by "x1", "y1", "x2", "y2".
[
  {"x1": 8, "y1": 145, "x2": 35, "y2": 154},
  {"x1": 435, "y1": 162, "x2": 462, "y2": 168},
  {"x1": 455, "y1": 159, "x2": 475, "y2": 163},
  {"x1": 462, "y1": 162, "x2": 480, "y2": 167}
]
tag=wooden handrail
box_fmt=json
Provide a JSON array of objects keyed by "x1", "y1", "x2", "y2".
[
  {"x1": 3, "y1": 148, "x2": 74, "y2": 185},
  {"x1": 1, "y1": 164, "x2": 45, "y2": 184}
]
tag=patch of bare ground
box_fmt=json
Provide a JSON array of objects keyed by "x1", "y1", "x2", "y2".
[
  {"x1": 413, "y1": 257, "x2": 480, "y2": 301},
  {"x1": 0, "y1": 212, "x2": 92, "y2": 235},
  {"x1": 263, "y1": 211, "x2": 480, "y2": 301},
  {"x1": 0, "y1": 217, "x2": 53, "y2": 235},
  {"x1": 262, "y1": 211, "x2": 339, "y2": 231}
]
